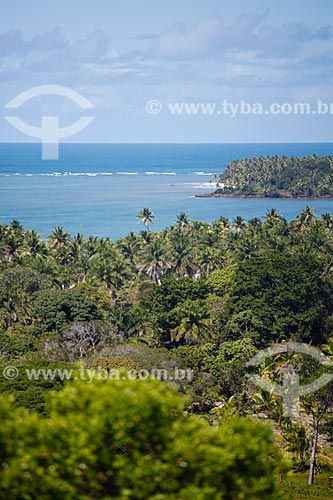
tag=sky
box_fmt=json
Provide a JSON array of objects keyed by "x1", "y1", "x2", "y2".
[{"x1": 0, "y1": 0, "x2": 333, "y2": 143}]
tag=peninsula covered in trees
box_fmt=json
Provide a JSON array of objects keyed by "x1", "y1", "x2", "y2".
[{"x1": 197, "y1": 155, "x2": 333, "y2": 198}]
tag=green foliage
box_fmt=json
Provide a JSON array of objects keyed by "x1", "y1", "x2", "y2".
[
  {"x1": 218, "y1": 154, "x2": 333, "y2": 197},
  {"x1": 87, "y1": 343, "x2": 176, "y2": 373},
  {"x1": 31, "y1": 290, "x2": 102, "y2": 334},
  {"x1": 2, "y1": 210, "x2": 333, "y2": 349},
  {"x1": 2, "y1": 212, "x2": 333, "y2": 416},
  {"x1": 0, "y1": 378, "x2": 288, "y2": 499},
  {"x1": 175, "y1": 339, "x2": 257, "y2": 405},
  {"x1": 0, "y1": 267, "x2": 50, "y2": 327},
  {"x1": 0, "y1": 267, "x2": 50, "y2": 293},
  {"x1": 141, "y1": 276, "x2": 209, "y2": 342},
  {"x1": 217, "y1": 252, "x2": 333, "y2": 345},
  {"x1": 0, "y1": 359, "x2": 74, "y2": 414},
  {"x1": 145, "y1": 276, "x2": 209, "y2": 312},
  {"x1": 281, "y1": 421, "x2": 310, "y2": 471},
  {"x1": 2, "y1": 211, "x2": 333, "y2": 497},
  {"x1": 0, "y1": 325, "x2": 34, "y2": 358},
  {"x1": 284, "y1": 471, "x2": 333, "y2": 499}
]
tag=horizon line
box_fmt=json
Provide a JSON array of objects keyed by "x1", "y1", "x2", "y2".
[{"x1": 0, "y1": 141, "x2": 333, "y2": 145}]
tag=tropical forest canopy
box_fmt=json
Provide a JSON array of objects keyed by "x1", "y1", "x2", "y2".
[
  {"x1": 1, "y1": 208, "x2": 333, "y2": 497},
  {"x1": 216, "y1": 154, "x2": 333, "y2": 197}
]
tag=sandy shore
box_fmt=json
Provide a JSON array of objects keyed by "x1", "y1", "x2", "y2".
[{"x1": 190, "y1": 182, "x2": 220, "y2": 189}]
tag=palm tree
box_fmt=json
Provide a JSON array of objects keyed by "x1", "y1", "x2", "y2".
[
  {"x1": 137, "y1": 208, "x2": 155, "y2": 231},
  {"x1": 3, "y1": 237, "x2": 21, "y2": 262},
  {"x1": 92, "y1": 259, "x2": 113, "y2": 292},
  {"x1": 120, "y1": 231, "x2": 141, "y2": 264},
  {"x1": 302, "y1": 385, "x2": 333, "y2": 485},
  {"x1": 29, "y1": 256, "x2": 61, "y2": 287},
  {"x1": 252, "y1": 389, "x2": 284, "y2": 424},
  {"x1": 74, "y1": 233, "x2": 85, "y2": 245},
  {"x1": 296, "y1": 206, "x2": 316, "y2": 231},
  {"x1": 265, "y1": 208, "x2": 281, "y2": 220},
  {"x1": 1, "y1": 220, "x2": 25, "y2": 262},
  {"x1": 7, "y1": 219, "x2": 24, "y2": 242},
  {"x1": 139, "y1": 230, "x2": 153, "y2": 244},
  {"x1": 175, "y1": 212, "x2": 192, "y2": 231},
  {"x1": 8, "y1": 220, "x2": 24, "y2": 233},
  {"x1": 232, "y1": 216, "x2": 246, "y2": 233},
  {"x1": 0, "y1": 225, "x2": 6, "y2": 264},
  {"x1": 139, "y1": 239, "x2": 171, "y2": 284},
  {"x1": 170, "y1": 301, "x2": 209, "y2": 344},
  {"x1": 321, "y1": 213, "x2": 333, "y2": 232},
  {"x1": 84, "y1": 236, "x2": 100, "y2": 259},
  {"x1": 170, "y1": 237, "x2": 196, "y2": 277},
  {"x1": 24, "y1": 230, "x2": 47, "y2": 257},
  {"x1": 235, "y1": 238, "x2": 258, "y2": 260},
  {"x1": 191, "y1": 220, "x2": 206, "y2": 236},
  {"x1": 281, "y1": 421, "x2": 309, "y2": 470},
  {"x1": 92, "y1": 253, "x2": 131, "y2": 300},
  {"x1": 198, "y1": 247, "x2": 221, "y2": 275},
  {"x1": 212, "y1": 217, "x2": 230, "y2": 235},
  {"x1": 108, "y1": 306, "x2": 140, "y2": 338},
  {"x1": 0, "y1": 284, "x2": 31, "y2": 326},
  {"x1": 48, "y1": 226, "x2": 71, "y2": 250},
  {"x1": 248, "y1": 217, "x2": 262, "y2": 228},
  {"x1": 109, "y1": 257, "x2": 132, "y2": 293}
]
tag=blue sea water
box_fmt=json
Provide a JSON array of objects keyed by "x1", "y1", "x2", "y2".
[{"x1": 1, "y1": 143, "x2": 333, "y2": 239}]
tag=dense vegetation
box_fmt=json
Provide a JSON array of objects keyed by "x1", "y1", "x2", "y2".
[
  {"x1": 212, "y1": 154, "x2": 333, "y2": 197},
  {"x1": 0, "y1": 378, "x2": 288, "y2": 500},
  {"x1": 1, "y1": 207, "x2": 333, "y2": 497}
]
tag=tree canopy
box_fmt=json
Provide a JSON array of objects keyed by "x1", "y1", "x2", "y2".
[
  {"x1": 0, "y1": 377, "x2": 288, "y2": 500},
  {"x1": 213, "y1": 155, "x2": 333, "y2": 197}
]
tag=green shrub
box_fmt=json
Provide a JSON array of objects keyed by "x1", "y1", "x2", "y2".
[{"x1": 0, "y1": 377, "x2": 289, "y2": 499}]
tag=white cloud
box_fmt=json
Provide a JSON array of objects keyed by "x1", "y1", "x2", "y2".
[
  {"x1": 146, "y1": 14, "x2": 333, "y2": 60},
  {"x1": 28, "y1": 27, "x2": 66, "y2": 51},
  {"x1": 1, "y1": 15, "x2": 333, "y2": 92},
  {"x1": 148, "y1": 17, "x2": 225, "y2": 60},
  {"x1": 0, "y1": 27, "x2": 67, "y2": 56},
  {"x1": 66, "y1": 30, "x2": 109, "y2": 62},
  {"x1": 0, "y1": 29, "x2": 24, "y2": 55}
]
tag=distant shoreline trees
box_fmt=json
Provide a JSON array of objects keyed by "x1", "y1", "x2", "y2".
[{"x1": 212, "y1": 155, "x2": 333, "y2": 197}]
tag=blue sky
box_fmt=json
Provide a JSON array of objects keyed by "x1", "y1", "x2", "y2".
[{"x1": 1, "y1": 0, "x2": 333, "y2": 142}]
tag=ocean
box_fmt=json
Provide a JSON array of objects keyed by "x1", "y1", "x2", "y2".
[{"x1": 1, "y1": 142, "x2": 333, "y2": 239}]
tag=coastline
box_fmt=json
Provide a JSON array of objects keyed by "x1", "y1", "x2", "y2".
[{"x1": 195, "y1": 192, "x2": 333, "y2": 199}]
